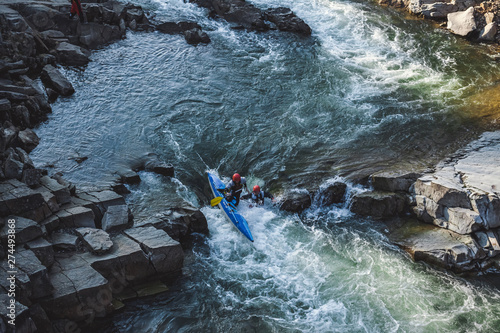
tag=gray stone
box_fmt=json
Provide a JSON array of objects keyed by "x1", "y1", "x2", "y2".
[
  {"x1": 40, "y1": 65, "x2": 74, "y2": 97},
  {"x1": 421, "y1": 2, "x2": 458, "y2": 18},
  {"x1": 17, "y1": 128, "x2": 40, "y2": 153},
  {"x1": 372, "y1": 171, "x2": 420, "y2": 192},
  {"x1": 350, "y1": 191, "x2": 407, "y2": 219},
  {"x1": 51, "y1": 233, "x2": 78, "y2": 251},
  {"x1": 101, "y1": 204, "x2": 130, "y2": 232},
  {"x1": 0, "y1": 294, "x2": 36, "y2": 333},
  {"x1": 16, "y1": 249, "x2": 53, "y2": 299},
  {"x1": 55, "y1": 42, "x2": 90, "y2": 66},
  {"x1": 40, "y1": 176, "x2": 71, "y2": 205},
  {"x1": 76, "y1": 227, "x2": 113, "y2": 254},
  {"x1": 22, "y1": 169, "x2": 43, "y2": 188},
  {"x1": 279, "y1": 190, "x2": 311, "y2": 212},
  {"x1": 26, "y1": 238, "x2": 54, "y2": 268},
  {"x1": 42, "y1": 257, "x2": 112, "y2": 321},
  {"x1": 1, "y1": 185, "x2": 46, "y2": 221},
  {"x1": 41, "y1": 215, "x2": 60, "y2": 234},
  {"x1": 124, "y1": 226, "x2": 184, "y2": 275},
  {"x1": 0, "y1": 216, "x2": 43, "y2": 244},
  {"x1": 479, "y1": 22, "x2": 498, "y2": 41},
  {"x1": 0, "y1": 125, "x2": 17, "y2": 154},
  {"x1": 84, "y1": 234, "x2": 157, "y2": 286},
  {"x1": 56, "y1": 206, "x2": 96, "y2": 228},
  {"x1": 119, "y1": 169, "x2": 141, "y2": 184},
  {"x1": 447, "y1": 7, "x2": 476, "y2": 36},
  {"x1": 144, "y1": 159, "x2": 174, "y2": 177},
  {"x1": 183, "y1": 28, "x2": 211, "y2": 45},
  {"x1": 390, "y1": 221, "x2": 485, "y2": 272},
  {"x1": 318, "y1": 182, "x2": 347, "y2": 205}
]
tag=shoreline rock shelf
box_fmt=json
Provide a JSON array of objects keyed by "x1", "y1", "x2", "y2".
[{"x1": 0, "y1": 172, "x2": 209, "y2": 331}]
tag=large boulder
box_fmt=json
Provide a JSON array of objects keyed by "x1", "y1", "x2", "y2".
[
  {"x1": 40, "y1": 65, "x2": 75, "y2": 96},
  {"x1": 413, "y1": 131, "x2": 500, "y2": 233},
  {"x1": 371, "y1": 170, "x2": 421, "y2": 192},
  {"x1": 101, "y1": 204, "x2": 131, "y2": 232},
  {"x1": 479, "y1": 22, "x2": 498, "y2": 41},
  {"x1": 16, "y1": 249, "x2": 54, "y2": 299},
  {"x1": 55, "y1": 42, "x2": 90, "y2": 66},
  {"x1": 135, "y1": 204, "x2": 208, "y2": 242},
  {"x1": 421, "y1": 2, "x2": 458, "y2": 19},
  {"x1": 317, "y1": 181, "x2": 347, "y2": 206},
  {"x1": 0, "y1": 216, "x2": 43, "y2": 245},
  {"x1": 76, "y1": 227, "x2": 113, "y2": 254},
  {"x1": 124, "y1": 226, "x2": 184, "y2": 276},
  {"x1": 447, "y1": 7, "x2": 476, "y2": 36},
  {"x1": 279, "y1": 190, "x2": 311, "y2": 212},
  {"x1": 263, "y1": 7, "x2": 312, "y2": 35},
  {"x1": 350, "y1": 191, "x2": 407, "y2": 219},
  {"x1": 42, "y1": 256, "x2": 112, "y2": 322}
]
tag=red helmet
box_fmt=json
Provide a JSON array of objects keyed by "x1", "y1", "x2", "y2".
[
  {"x1": 253, "y1": 185, "x2": 260, "y2": 193},
  {"x1": 232, "y1": 173, "x2": 241, "y2": 182}
]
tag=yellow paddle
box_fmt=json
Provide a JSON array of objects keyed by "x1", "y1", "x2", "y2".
[{"x1": 210, "y1": 197, "x2": 223, "y2": 206}]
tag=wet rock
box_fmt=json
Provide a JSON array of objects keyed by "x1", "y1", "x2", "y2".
[
  {"x1": 143, "y1": 158, "x2": 174, "y2": 177},
  {"x1": 101, "y1": 204, "x2": 131, "y2": 232},
  {"x1": 40, "y1": 176, "x2": 71, "y2": 205},
  {"x1": 42, "y1": 256, "x2": 112, "y2": 321},
  {"x1": 41, "y1": 215, "x2": 60, "y2": 234},
  {"x1": 79, "y1": 22, "x2": 123, "y2": 49},
  {"x1": 22, "y1": 169, "x2": 43, "y2": 188},
  {"x1": 0, "y1": 216, "x2": 43, "y2": 244},
  {"x1": 371, "y1": 170, "x2": 421, "y2": 192},
  {"x1": 119, "y1": 169, "x2": 140, "y2": 184},
  {"x1": 319, "y1": 182, "x2": 347, "y2": 205},
  {"x1": 40, "y1": 64, "x2": 75, "y2": 97},
  {"x1": 135, "y1": 204, "x2": 208, "y2": 242},
  {"x1": 183, "y1": 28, "x2": 211, "y2": 45},
  {"x1": 156, "y1": 21, "x2": 201, "y2": 34},
  {"x1": 55, "y1": 42, "x2": 90, "y2": 66},
  {"x1": 279, "y1": 190, "x2": 312, "y2": 212},
  {"x1": 76, "y1": 227, "x2": 113, "y2": 254},
  {"x1": 124, "y1": 226, "x2": 184, "y2": 275},
  {"x1": 479, "y1": 22, "x2": 498, "y2": 41},
  {"x1": 447, "y1": 7, "x2": 476, "y2": 36},
  {"x1": 17, "y1": 128, "x2": 40, "y2": 153},
  {"x1": 55, "y1": 206, "x2": 96, "y2": 228},
  {"x1": 85, "y1": 234, "x2": 157, "y2": 285},
  {"x1": 26, "y1": 237, "x2": 55, "y2": 268},
  {"x1": 414, "y1": 171, "x2": 471, "y2": 209},
  {"x1": 263, "y1": 7, "x2": 312, "y2": 35},
  {"x1": 0, "y1": 125, "x2": 17, "y2": 154},
  {"x1": 50, "y1": 232, "x2": 79, "y2": 252},
  {"x1": 0, "y1": 184, "x2": 45, "y2": 221},
  {"x1": 350, "y1": 191, "x2": 407, "y2": 219},
  {"x1": 16, "y1": 249, "x2": 53, "y2": 299},
  {"x1": 391, "y1": 221, "x2": 485, "y2": 272}
]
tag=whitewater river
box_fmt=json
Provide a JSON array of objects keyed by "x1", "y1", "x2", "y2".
[{"x1": 31, "y1": 0, "x2": 500, "y2": 331}]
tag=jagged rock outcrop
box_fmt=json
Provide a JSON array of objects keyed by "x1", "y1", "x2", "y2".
[{"x1": 189, "y1": 0, "x2": 311, "y2": 35}]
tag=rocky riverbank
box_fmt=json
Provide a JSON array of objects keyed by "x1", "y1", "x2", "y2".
[
  {"x1": 279, "y1": 131, "x2": 500, "y2": 278},
  {"x1": 379, "y1": 0, "x2": 500, "y2": 44},
  {"x1": 0, "y1": 0, "x2": 313, "y2": 331}
]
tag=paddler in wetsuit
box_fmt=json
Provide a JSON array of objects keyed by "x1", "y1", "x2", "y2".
[
  {"x1": 225, "y1": 173, "x2": 249, "y2": 207},
  {"x1": 241, "y1": 185, "x2": 276, "y2": 207},
  {"x1": 69, "y1": 0, "x2": 84, "y2": 23}
]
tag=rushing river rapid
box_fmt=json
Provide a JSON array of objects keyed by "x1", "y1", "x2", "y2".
[{"x1": 31, "y1": 0, "x2": 500, "y2": 331}]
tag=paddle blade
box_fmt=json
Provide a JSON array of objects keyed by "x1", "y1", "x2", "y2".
[{"x1": 210, "y1": 197, "x2": 223, "y2": 206}]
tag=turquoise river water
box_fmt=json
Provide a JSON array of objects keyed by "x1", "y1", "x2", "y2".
[{"x1": 31, "y1": 0, "x2": 500, "y2": 332}]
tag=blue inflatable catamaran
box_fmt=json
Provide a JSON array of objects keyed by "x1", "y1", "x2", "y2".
[{"x1": 207, "y1": 172, "x2": 254, "y2": 242}]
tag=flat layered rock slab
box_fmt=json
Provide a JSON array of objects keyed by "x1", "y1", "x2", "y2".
[
  {"x1": 389, "y1": 219, "x2": 484, "y2": 272},
  {"x1": 124, "y1": 226, "x2": 184, "y2": 275}
]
